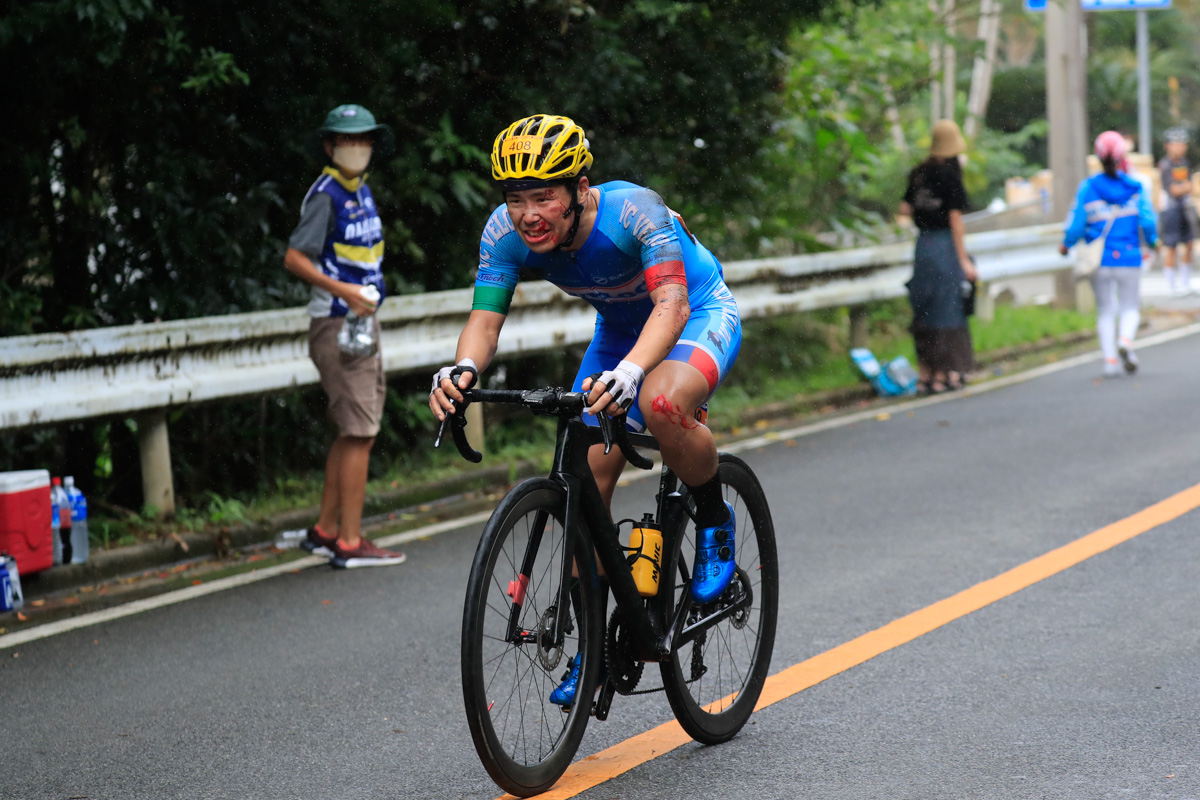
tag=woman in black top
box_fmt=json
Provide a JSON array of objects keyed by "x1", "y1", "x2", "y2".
[{"x1": 898, "y1": 119, "x2": 978, "y2": 393}]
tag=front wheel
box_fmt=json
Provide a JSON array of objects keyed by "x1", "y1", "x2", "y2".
[
  {"x1": 461, "y1": 478, "x2": 602, "y2": 797},
  {"x1": 659, "y1": 454, "x2": 779, "y2": 744}
]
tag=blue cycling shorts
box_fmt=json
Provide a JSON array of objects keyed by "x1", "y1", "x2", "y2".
[{"x1": 572, "y1": 285, "x2": 741, "y2": 432}]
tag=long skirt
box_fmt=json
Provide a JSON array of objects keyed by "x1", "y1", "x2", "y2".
[{"x1": 906, "y1": 228, "x2": 975, "y2": 373}]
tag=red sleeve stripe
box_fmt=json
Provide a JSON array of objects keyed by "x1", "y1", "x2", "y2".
[{"x1": 645, "y1": 260, "x2": 687, "y2": 293}]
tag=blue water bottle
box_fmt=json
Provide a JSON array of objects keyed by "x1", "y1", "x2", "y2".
[
  {"x1": 0, "y1": 555, "x2": 12, "y2": 612},
  {"x1": 51, "y1": 487, "x2": 62, "y2": 565}
]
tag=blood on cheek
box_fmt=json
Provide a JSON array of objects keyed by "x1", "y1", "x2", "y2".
[{"x1": 650, "y1": 394, "x2": 700, "y2": 430}]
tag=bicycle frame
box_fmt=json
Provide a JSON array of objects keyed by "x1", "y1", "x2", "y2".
[
  {"x1": 544, "y1": 416, "x2": 751, "y2": 667},
  {"x1": 548, "y1": 415, "x2": 675, "y2": 664},
  {"x1": 439, "y1": 387, "x2": 753, "y2": 666}
]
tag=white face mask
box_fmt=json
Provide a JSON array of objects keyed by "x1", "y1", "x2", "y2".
[{"x1": 332, "y1": 143, "x2": 372, "y2": 176}]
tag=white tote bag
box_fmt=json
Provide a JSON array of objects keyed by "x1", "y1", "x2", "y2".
[{"x1": 1073, "y1": 213, "x2": 1116, "y2": 280}]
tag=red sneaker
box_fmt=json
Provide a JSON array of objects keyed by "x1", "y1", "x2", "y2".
[
  {"x1": 330, "y1": 538, "x2": 407, "y2": 569},
  {"x1": 300, "y1": 526, "x2": 337, "y2": 558}
]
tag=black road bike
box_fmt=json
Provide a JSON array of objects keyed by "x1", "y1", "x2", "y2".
[{"x1": 437, "y1": 387, "x2": 778, "y2": 797}]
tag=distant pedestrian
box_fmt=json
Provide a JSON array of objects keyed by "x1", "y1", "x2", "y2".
[
  {"x1": 1157, "y1": 127, "x2": 1195, "y2": 295},
  {"x1": 281, "y1": 104, "x2": 406, "y2": 568},
  {"x1": 898, "y1": 119, "x2": 977, "y2": 394},
  {"x1": 1060, "y1": 131, "x2": 1158, "y2": 378}
]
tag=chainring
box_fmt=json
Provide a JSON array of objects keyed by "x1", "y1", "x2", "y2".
[{"x1": 605, "y1": 609, "x2": 644, "y2": 695}]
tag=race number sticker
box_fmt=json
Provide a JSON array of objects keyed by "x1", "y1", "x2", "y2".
[{"x1": 502, "y1": 136, "x2": 543, "y2": 157}]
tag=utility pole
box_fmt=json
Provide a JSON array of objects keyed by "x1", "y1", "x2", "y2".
[
  {"x1": 1045, "y1": 0, "x2": 1088, "y2": 221},
  {"x1": 1137, "y1": 9, "x2": 1152, "y2": 154},
  {"x1": 1045, "y1": 0, "x2": 1088, "y2": 308}
]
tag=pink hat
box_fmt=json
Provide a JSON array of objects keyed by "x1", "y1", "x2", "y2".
[{"x1": 1094, "y1": 130, "x2": 1128, "y2": 161}]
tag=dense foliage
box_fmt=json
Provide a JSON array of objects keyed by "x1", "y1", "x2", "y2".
[
  {"x1": 2, "y1": 0, "x2": 832, "y2": 508},
  {"x1": 2, "y1": 0, "x2": 828, "y2": 338}
]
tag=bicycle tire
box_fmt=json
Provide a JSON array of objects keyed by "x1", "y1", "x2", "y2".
[
  {"x1": 659, "y1": 454, "x2": 779, "y2": 744},
  {"x1": 461, "y1": 478, "x2": 602, "y2": 797}
]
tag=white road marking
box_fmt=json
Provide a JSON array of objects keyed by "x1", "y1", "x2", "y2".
[
  {"x1": 6, "y1": 322, "x2": 1197, "y2": 649},
  {"x1": 0, "y1": 511, "x2": 492, "y2": 650}
]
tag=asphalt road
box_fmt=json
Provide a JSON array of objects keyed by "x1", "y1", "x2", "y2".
[{"x1": 4, "y1": 331, "x2": 1200, "y2": 800}]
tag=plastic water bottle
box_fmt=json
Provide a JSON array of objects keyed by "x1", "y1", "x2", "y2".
[
  {"x1": 1, "y1": 552, "x2": 23, "y2": 610},
  {"x1": 51, "y1": 477, "x2": 72, "y2": 564},
  {"x1": 628, "y1": 514, "x2": 663, "y2": 598},
  {"x1": 0, "y1": 556, "x2": 12, "y2": 612},
  {"x1": 64, "y1": 476, "x2": 89, "y2": 565},
  {"x1": 50, "y1": 488, "x2": 62, "y2": 566},
  {"x1": 337, "y1": 284, "x2": 381, "y2": 357}
]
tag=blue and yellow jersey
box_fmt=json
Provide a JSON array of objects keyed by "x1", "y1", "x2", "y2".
[
  {"x1": 302, "y1": 167, "x2": 386, "y2": 317},
  {"x1": 473, "y1": 181, "x2": 728, "y2": 332}
]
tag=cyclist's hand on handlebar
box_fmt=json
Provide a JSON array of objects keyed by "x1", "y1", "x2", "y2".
[
  {"x1": 583, "y1": 360, "x2": 644, "y2": 417},
  {"x1": 429, "y1": 358, "x2": 478, "y2": 421}
]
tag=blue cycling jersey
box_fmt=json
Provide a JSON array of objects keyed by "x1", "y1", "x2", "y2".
[{"x1": 472, "y1": 181, "x2": 729, "y2": 331}]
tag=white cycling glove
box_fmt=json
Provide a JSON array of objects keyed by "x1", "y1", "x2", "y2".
[
  {"x1": 431, "y1": 358, "x2": 478, "y2": 395},
  {"x1": 592, "y1": 360, "x2": 645, "y2": 412}
]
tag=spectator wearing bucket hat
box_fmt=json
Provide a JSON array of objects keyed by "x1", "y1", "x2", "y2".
[
  {"x1": 898, "y1": 119, "x2": 977, "y2": 394},
  {"x1": 1158, "y1": 126, "x2": 1196, "y2": 295},
  {"x1": 282, "y1": 104, "x2": 405, "y2": 568}
]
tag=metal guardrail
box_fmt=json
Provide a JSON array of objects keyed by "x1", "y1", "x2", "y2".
[
  {"x1": 0, "y1": 222, "x2": 1066, "y2": 510},
  {"x1": 2, "y1": 222, "x2": 1067, "y2": 429}
]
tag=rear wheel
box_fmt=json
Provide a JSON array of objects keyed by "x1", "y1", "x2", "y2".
[
  {"x1": 461, "y1": 478, "x2": 602, "y2": 797},
  {"x1": 659, "y1": 454, "x2": 779, "y2": 744}
]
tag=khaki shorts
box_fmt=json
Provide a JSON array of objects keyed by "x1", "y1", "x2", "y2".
[{"x1": 309, "y1": 316, "x2": 386, "y2": 438}]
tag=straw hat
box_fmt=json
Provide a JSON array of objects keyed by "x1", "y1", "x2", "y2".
[{"x1": 930, "y1": 119, "x2": 966, "y2": 158}]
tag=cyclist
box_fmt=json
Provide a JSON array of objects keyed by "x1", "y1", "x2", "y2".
[{"x1": 429, "y1": 114, "x2": 742, "y2": 705}]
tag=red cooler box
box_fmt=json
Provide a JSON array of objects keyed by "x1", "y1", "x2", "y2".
[{"x1": 0, "y1": 469, "x2": 53, "y2": 574}]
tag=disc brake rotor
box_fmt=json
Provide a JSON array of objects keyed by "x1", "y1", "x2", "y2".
[{"x1": 536, "y1": 606, "x2": 565, "y2": 672}]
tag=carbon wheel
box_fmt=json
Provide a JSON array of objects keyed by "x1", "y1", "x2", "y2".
[
  {"x1": 659, "y1": 454, "x2": 779, "y2": 744},
  {"x1": 461, "y1": 478, "x2": 601, "y2": 797}
]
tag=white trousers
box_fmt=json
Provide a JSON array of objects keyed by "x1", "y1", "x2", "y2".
[{"x1": 1091, "y1": 267, "x2": 1141, "y2": 361}]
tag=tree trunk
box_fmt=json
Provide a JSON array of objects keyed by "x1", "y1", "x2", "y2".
[{"x1": 964, "y1": 0, "x2": 1002, "y2": 141}]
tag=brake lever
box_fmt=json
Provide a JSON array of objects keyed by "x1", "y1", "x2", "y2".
[
  {"x1": 599, "y1": 411, "x2": 615, "y2": 455},
  {"x1": 433, "y1": 396, "x2": 482, "y2": 463}
]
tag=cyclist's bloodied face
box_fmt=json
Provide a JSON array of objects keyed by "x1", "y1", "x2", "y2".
[{"x1": 504, "y1": 182, "x2": 583, "y2": 252}]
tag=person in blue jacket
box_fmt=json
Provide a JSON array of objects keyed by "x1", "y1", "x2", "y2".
[{"x1": 1060, "y1": 130, "x2": 1158, "y2": 377}]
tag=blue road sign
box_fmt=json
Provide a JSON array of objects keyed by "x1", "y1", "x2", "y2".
[{"x1": 1026, "y1": 0, "x2": 1170, "y2": 10}]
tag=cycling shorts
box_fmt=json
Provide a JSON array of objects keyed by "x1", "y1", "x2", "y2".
[{"x1": 572, "y1": 286, "x2": 741, "y2": 432}]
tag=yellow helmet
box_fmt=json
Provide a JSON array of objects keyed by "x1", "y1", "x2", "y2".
[{"x1": 491, "y1": 114, "x2": 593, "y2": 191}]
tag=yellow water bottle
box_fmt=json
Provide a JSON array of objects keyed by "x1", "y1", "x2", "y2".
[{"x1": 629, "y1": 514, "x2": 663, "y2": 597}]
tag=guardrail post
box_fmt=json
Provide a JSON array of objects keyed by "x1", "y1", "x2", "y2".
[
  {"x1": 466, "y1": 402, "x2": 486, "y2": 458},
  {"x1": 976, "y1": 281, "x2": 995, "y2": 322},
  {"x1": 136, "y1": 409, "x2": 176, "y2": 517},
  {"x1": 1074, "y1": 278, "x2": 1095, "y2": 314},
  {"x1": 1053, "y1": 269, "x2": 1079, "y2": 311},
  {"x1": 848, "y1": 305, "x2": 870, "y2": 349}
]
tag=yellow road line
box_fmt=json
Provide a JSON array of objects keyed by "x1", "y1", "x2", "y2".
[{"x1": 498, "y1": 480, "x2": 1200, "y2": 800}]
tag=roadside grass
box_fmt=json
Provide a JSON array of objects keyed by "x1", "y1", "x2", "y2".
[{"x1": 96, "y1": 301, "x2": 1093, "y2": 546}]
